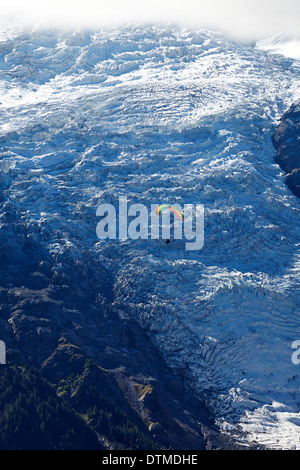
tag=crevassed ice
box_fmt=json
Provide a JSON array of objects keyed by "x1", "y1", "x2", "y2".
[{"x1": 0, "y1": 22, "x2": 300, "y2": 449}]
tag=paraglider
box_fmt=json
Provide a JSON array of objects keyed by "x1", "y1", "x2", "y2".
[
  {"x1": 155, "y1": 204, "x2": 183, "y2": 245},
  {"x1": 155, "y1": 204, "x2": 183, "y2": 221}
]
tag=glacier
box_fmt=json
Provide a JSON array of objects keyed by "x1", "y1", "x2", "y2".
[{"x1": 0, "y1": 20, "x2": 300, "y2": 449}]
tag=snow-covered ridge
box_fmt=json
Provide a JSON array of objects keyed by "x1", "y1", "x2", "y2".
[
  {"x1": 0, "y1": 22, "x2": 300, "y2": 449},
  {"x1": 257, "y1": 33, "x2": 300, "y2": 61}
]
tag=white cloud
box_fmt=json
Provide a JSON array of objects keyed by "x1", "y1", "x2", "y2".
[{"x1": 1, "y1": 0, "x2": 300, "y2": 40}]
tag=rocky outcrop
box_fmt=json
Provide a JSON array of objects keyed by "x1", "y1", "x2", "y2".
[{"x1": 272, "y1": 100, "x2": 300, "y2": 197}]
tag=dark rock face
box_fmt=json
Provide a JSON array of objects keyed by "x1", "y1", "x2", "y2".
[
  {"x1": 272, "y1": 100, "x2": 300, "y2": 198},
  {"x1": 286, "y1": 168, "x2": 300, "y2": 198}
]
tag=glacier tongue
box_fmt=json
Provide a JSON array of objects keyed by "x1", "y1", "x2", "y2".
[{"x1": 1, "y1": 21, "x2": 300, "y2": 449}]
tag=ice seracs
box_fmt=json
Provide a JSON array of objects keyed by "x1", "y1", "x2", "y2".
[{"x1": 0, "y1": 21, "x2": 300, "y2": 449}]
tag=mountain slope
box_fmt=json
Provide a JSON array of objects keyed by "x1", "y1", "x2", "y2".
[{"x1": 0, "y1": 22, "x2": 300, "y2": 449}]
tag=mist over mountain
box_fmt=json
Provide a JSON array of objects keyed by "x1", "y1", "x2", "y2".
[{"x1": 2, "y1": 0, "x2": 300, "y2": 41}]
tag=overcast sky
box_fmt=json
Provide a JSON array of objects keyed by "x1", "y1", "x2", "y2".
[{"x1": 1, "y1": 0, "x2": 300, "y2": 40}]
